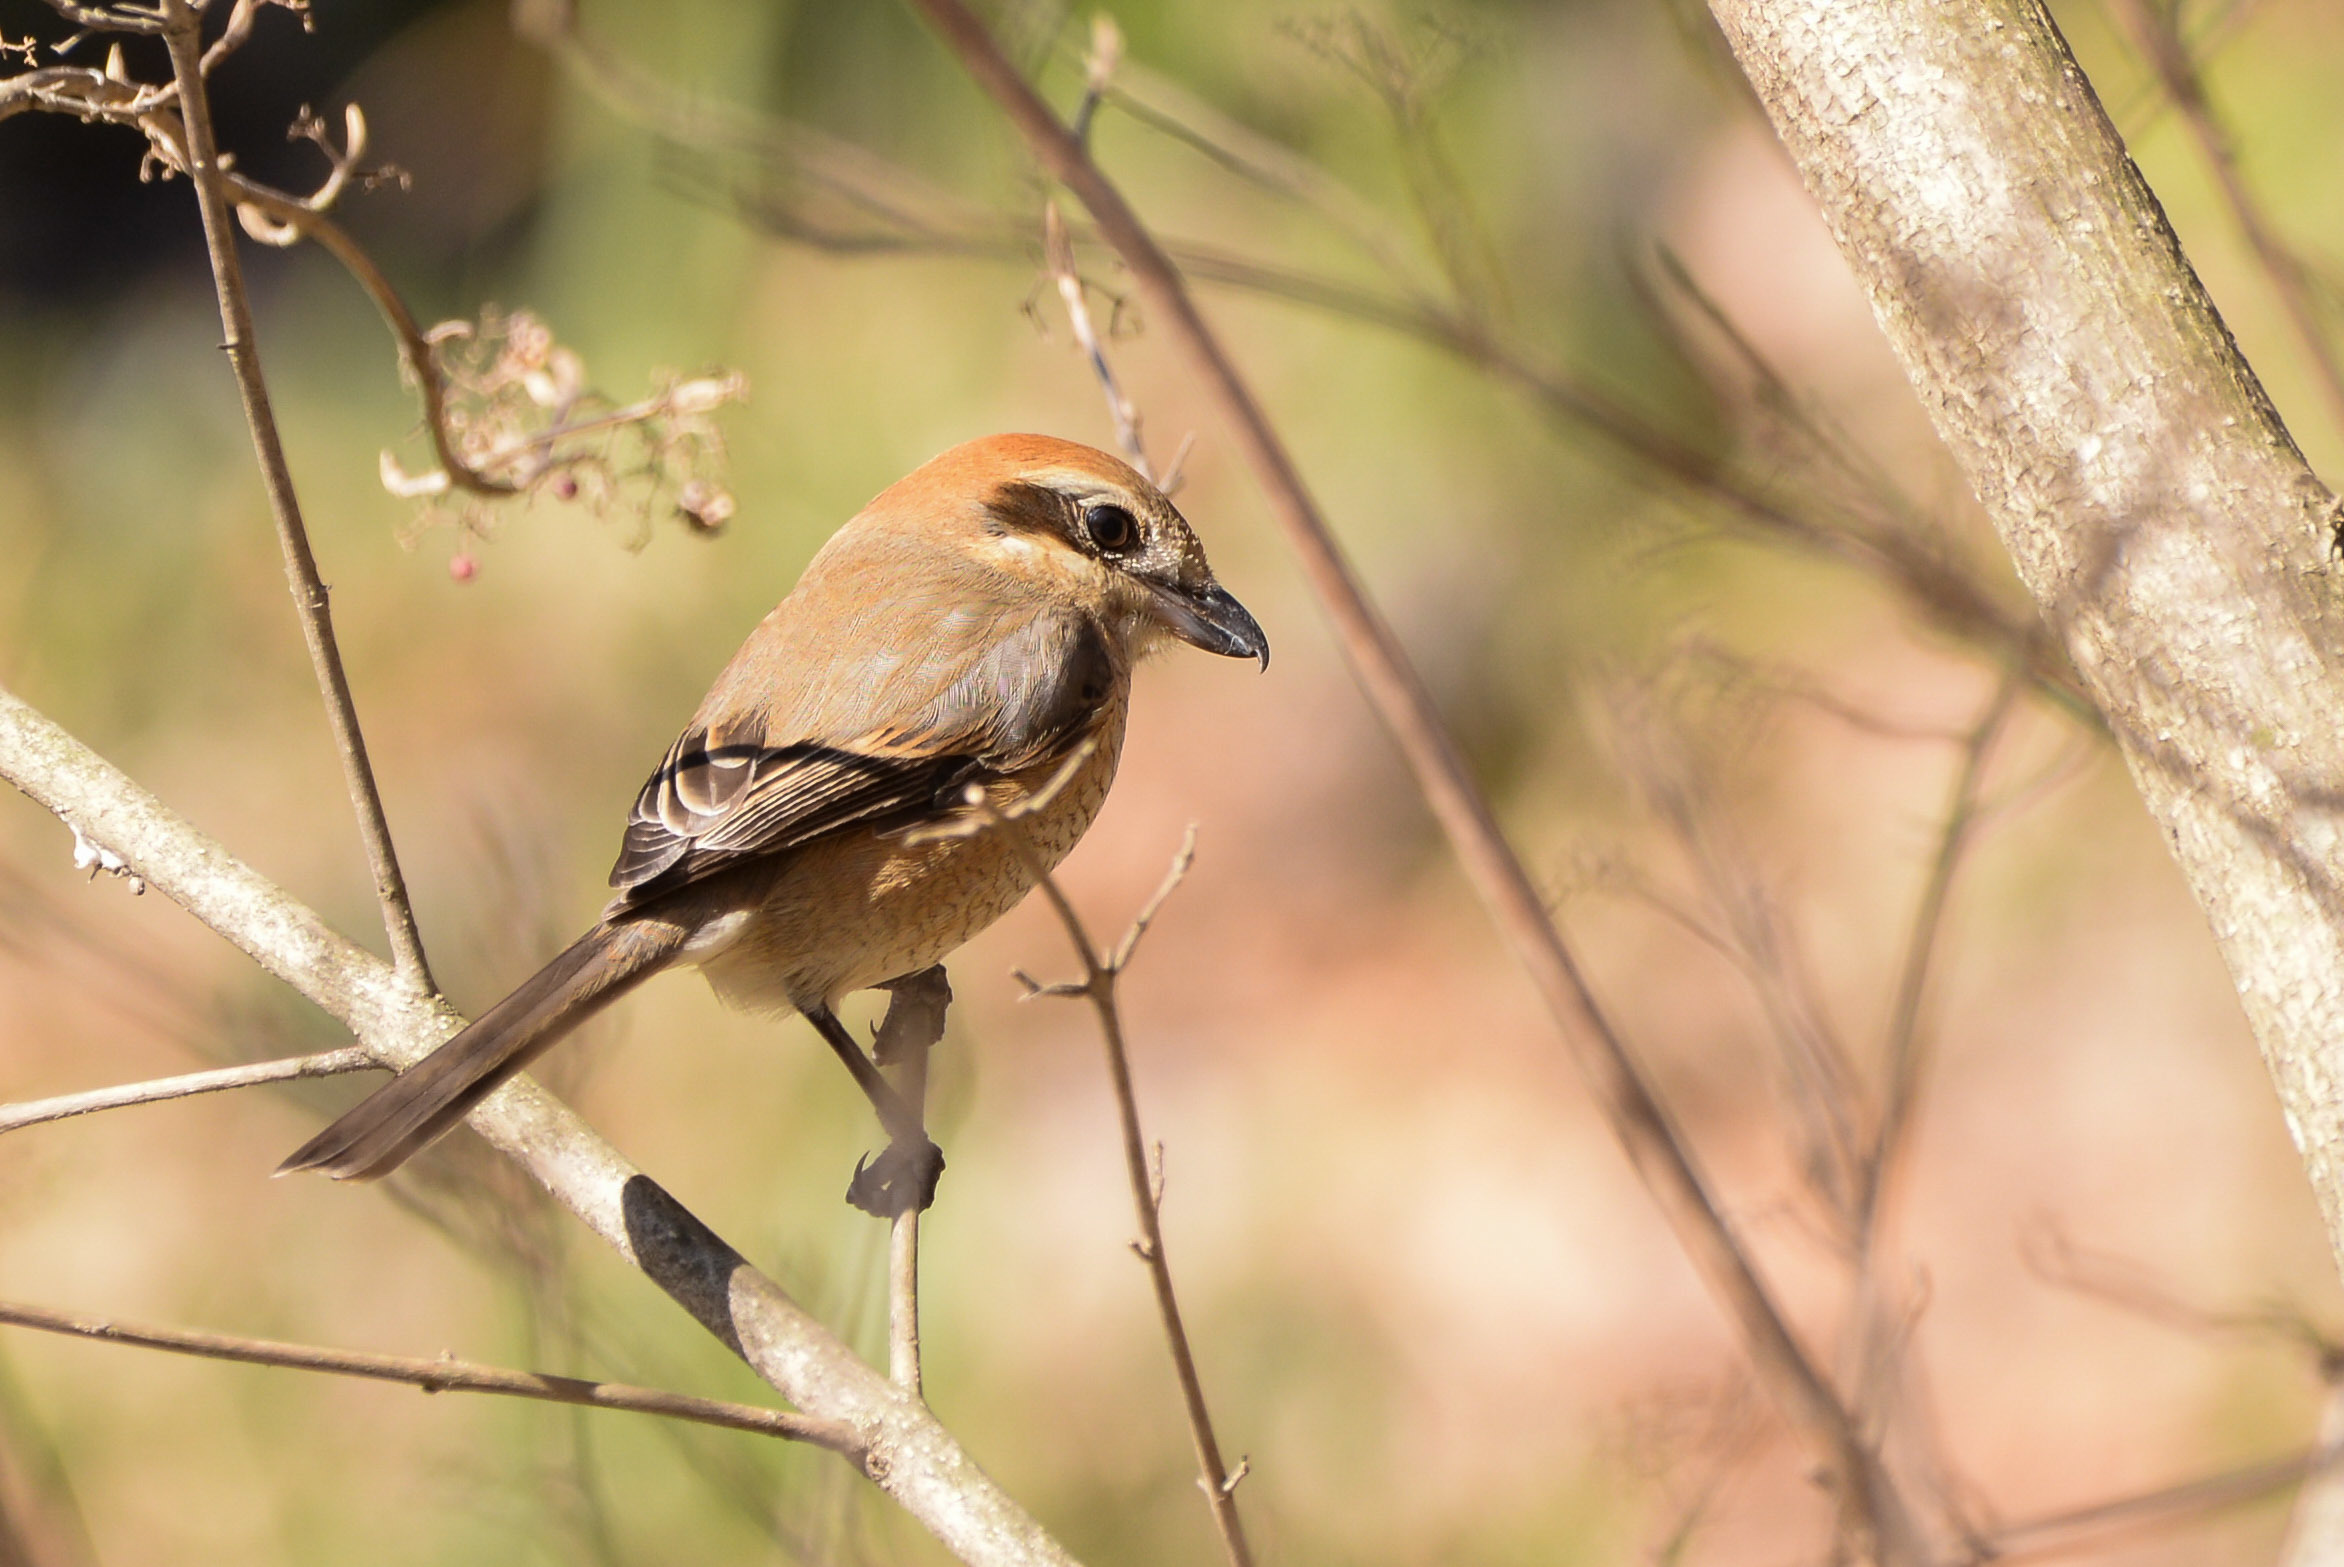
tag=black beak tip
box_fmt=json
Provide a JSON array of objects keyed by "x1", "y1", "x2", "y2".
[
  {"x1": 1158, "y1": 580, "x2": 1270, "y2": 672},
  {"x1": 1224, "y1": 605, "x2": 1270, "y2": 672}
]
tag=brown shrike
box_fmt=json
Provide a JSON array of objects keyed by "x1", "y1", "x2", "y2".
[{"x1": 278, "y1": 434, "x2": 1266, "y2": 1210}]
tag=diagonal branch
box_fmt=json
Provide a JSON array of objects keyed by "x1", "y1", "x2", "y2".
[
  {"x1": 1978, "y1": 1438, "x2": 2344, "y2": 1565},
  {"x1": 0, "y1": 676, "x2": 1082, "y2": 1567},
  {"x1": 976, "y1": 804, "x2": 1251, "y2": 1567},
  {"x1": 0, "y1": 1048, "x2": 376, "y2": 1135},
  {"x1": 904, "y1": 5, "x2": 1922, "y2": 1560}
]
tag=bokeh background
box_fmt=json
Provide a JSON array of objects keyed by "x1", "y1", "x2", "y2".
[{"x1": 3, "y1": 0, "x2": 2344, "y2": 1562}]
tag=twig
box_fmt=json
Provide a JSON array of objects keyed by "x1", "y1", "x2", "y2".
[
  {"x1": 156, "y1": 0, "x2": 435, "y2": 994},
  {"x1": 2278, "y1": 1375, "x2": 2344, "y2": 1567},
  {"x1": 977, "y1": 801, "x2": 1251, "y2": 1567},
  {"x1": 0, "y1": 1047, "x2": 377, "y2": 1135},
  {"x1": 873, "y1": 967, "x2": 952, "y2": 1398},
  {"x1": 1605, "y1": 674, "x2": 1867, "y2": 1219},
  {"x1": 2112, "y1": 0, "x2": 2344, "y2": 441},
  {"x1": 1858, "y1": 671, "x2": 2022, "y2": 1236},
  {"x1": 1043, "y1": 200, "x2": 1151, "y2": 482},
  {"x1": 2023, "y1": 1223, "x2": 2338, "y2": 1362},
  {"x1": 1969, "y1": 1440, "x2": 2344, "y2": 1566},
  {"x1": 906, "y1": 6, "x2": 1923, "y2": 1560},
  {"x1": 0, "y1": 1298, "x2": 863, "y2": 1453}
]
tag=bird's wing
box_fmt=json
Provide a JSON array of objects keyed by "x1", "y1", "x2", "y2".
[{"x1": 606, "y1": 602, "x2": 1114, "y2": 907}]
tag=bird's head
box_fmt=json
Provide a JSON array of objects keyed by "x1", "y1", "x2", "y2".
[{"x1": 871, "y1": 434, "x2": 1269, "y2": 670}]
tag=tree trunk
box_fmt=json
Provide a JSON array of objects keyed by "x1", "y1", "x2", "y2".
[{"x1": 1707, "y1": 0, "x2": 2344, "y2": 1264}]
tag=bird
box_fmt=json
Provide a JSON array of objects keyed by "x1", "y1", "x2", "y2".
[{"x1": 276, "y1": 433, "x2": 1267, "y2": 1211}]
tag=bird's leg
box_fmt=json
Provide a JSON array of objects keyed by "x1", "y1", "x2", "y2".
[
  {"x1": 807, "y1": 1003, "x2": 946, "y2": 1216},
  {"x1": 871, "y1": 966, "x2": 952, "y2": 1067}
]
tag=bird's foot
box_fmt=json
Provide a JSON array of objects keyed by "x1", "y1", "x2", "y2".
[{"x1": 847, "y1": 1136, "x2": 946, "y2": 1217}]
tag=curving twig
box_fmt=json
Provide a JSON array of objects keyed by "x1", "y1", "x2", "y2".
[{"x1": 154, "y1": 0, "x2": 434, "y2": 992}]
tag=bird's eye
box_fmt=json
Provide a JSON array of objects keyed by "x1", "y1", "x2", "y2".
[{"x1": 1083, "y1": 503, "x2": 1138, "y2": 554}]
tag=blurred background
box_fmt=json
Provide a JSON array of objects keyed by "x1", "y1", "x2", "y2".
[{"x1": 2, "y1": 0, "x2": 2343, "y2": 1562}]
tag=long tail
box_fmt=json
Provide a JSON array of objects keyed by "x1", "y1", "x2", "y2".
[{"x1": 276, "y1": 919, "x2": 685, "y2": 1182}]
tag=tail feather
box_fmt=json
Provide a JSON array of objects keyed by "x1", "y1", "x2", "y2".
[{"x1": 277, "y1": 920, "x2": 683, "y2": 1182}]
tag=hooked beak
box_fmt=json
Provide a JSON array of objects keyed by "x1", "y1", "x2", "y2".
[{"x1": 1150, "y1": 580, "x2": 1270, "y2": 670}]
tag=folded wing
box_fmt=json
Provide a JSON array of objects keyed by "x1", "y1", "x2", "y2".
[{"x1": 607, "y1": 601, "x2": 1114, "y2": 909}]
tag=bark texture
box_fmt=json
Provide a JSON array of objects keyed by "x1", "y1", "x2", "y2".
[{"x1": 1709, "y1": 0, "x2": 2344, "y2": 1261}]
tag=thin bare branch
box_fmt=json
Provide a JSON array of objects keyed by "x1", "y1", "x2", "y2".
[
  {"x1": 1043, "y1": 200, "x2": 1151, "y2": 482},
  {"x1": 1606, "y1": 676, "x2": 1867, "y2": 1220},
  {"x1": 0, "y1": 1298, "x2": 862, "y2": 1452},
  {"x1": 1971, "y1": 1441, "x2": 2342, "y2": 1566},
  {"x1": 2024, "y1": 1223, "x2": 2338, "y2": 1361},
  {"x1": 900, "y1": 9, "x2": 1923, "y2": 1559},
  {"x1": 1859, "y1": 671, "x2": 2022, "y2": 1235},
  {"x1": 1109, "y1": 826, "x2": 1196, "y2": 973},
  {"x1": 156, "y1": 0, "x2": 435, "y2": 993},
  {"x1": 971, "y1": 797, "x2": 1252, "y2": 1567},
  {"x1": 2112, "y1": 0, "x2": 2344, "y2": 440},
  {"x1": 0, "y1": 1047, "x2": 376, "y2": 1135},
  {"x1": 1091, "y1": 58, "x2": 1441, "y2": 306},
  {"x1": 39, "y1": 1, "x2": 160, "y2": 37}
]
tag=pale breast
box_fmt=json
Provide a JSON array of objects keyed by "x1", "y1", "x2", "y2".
[{"x1": 696, "y1": 700, "x2": 1128, "y2": 1016}]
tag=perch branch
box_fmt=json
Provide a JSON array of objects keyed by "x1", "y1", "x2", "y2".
[
  {"x1": 0, "y1": 677, "x2": 1083, "y2": 1566},
  {"x1": 874, "y1": 966, "x2": 952, "y2": 1397}
]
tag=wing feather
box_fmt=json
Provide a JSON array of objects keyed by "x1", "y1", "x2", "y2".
[{"x1": 607, "y1": 602, "x2": 1114, "y2": 909}]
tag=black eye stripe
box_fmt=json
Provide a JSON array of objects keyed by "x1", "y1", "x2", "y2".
[{"x1": 1083, "y1": 503, "x2": 1138, "y2": 553}]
